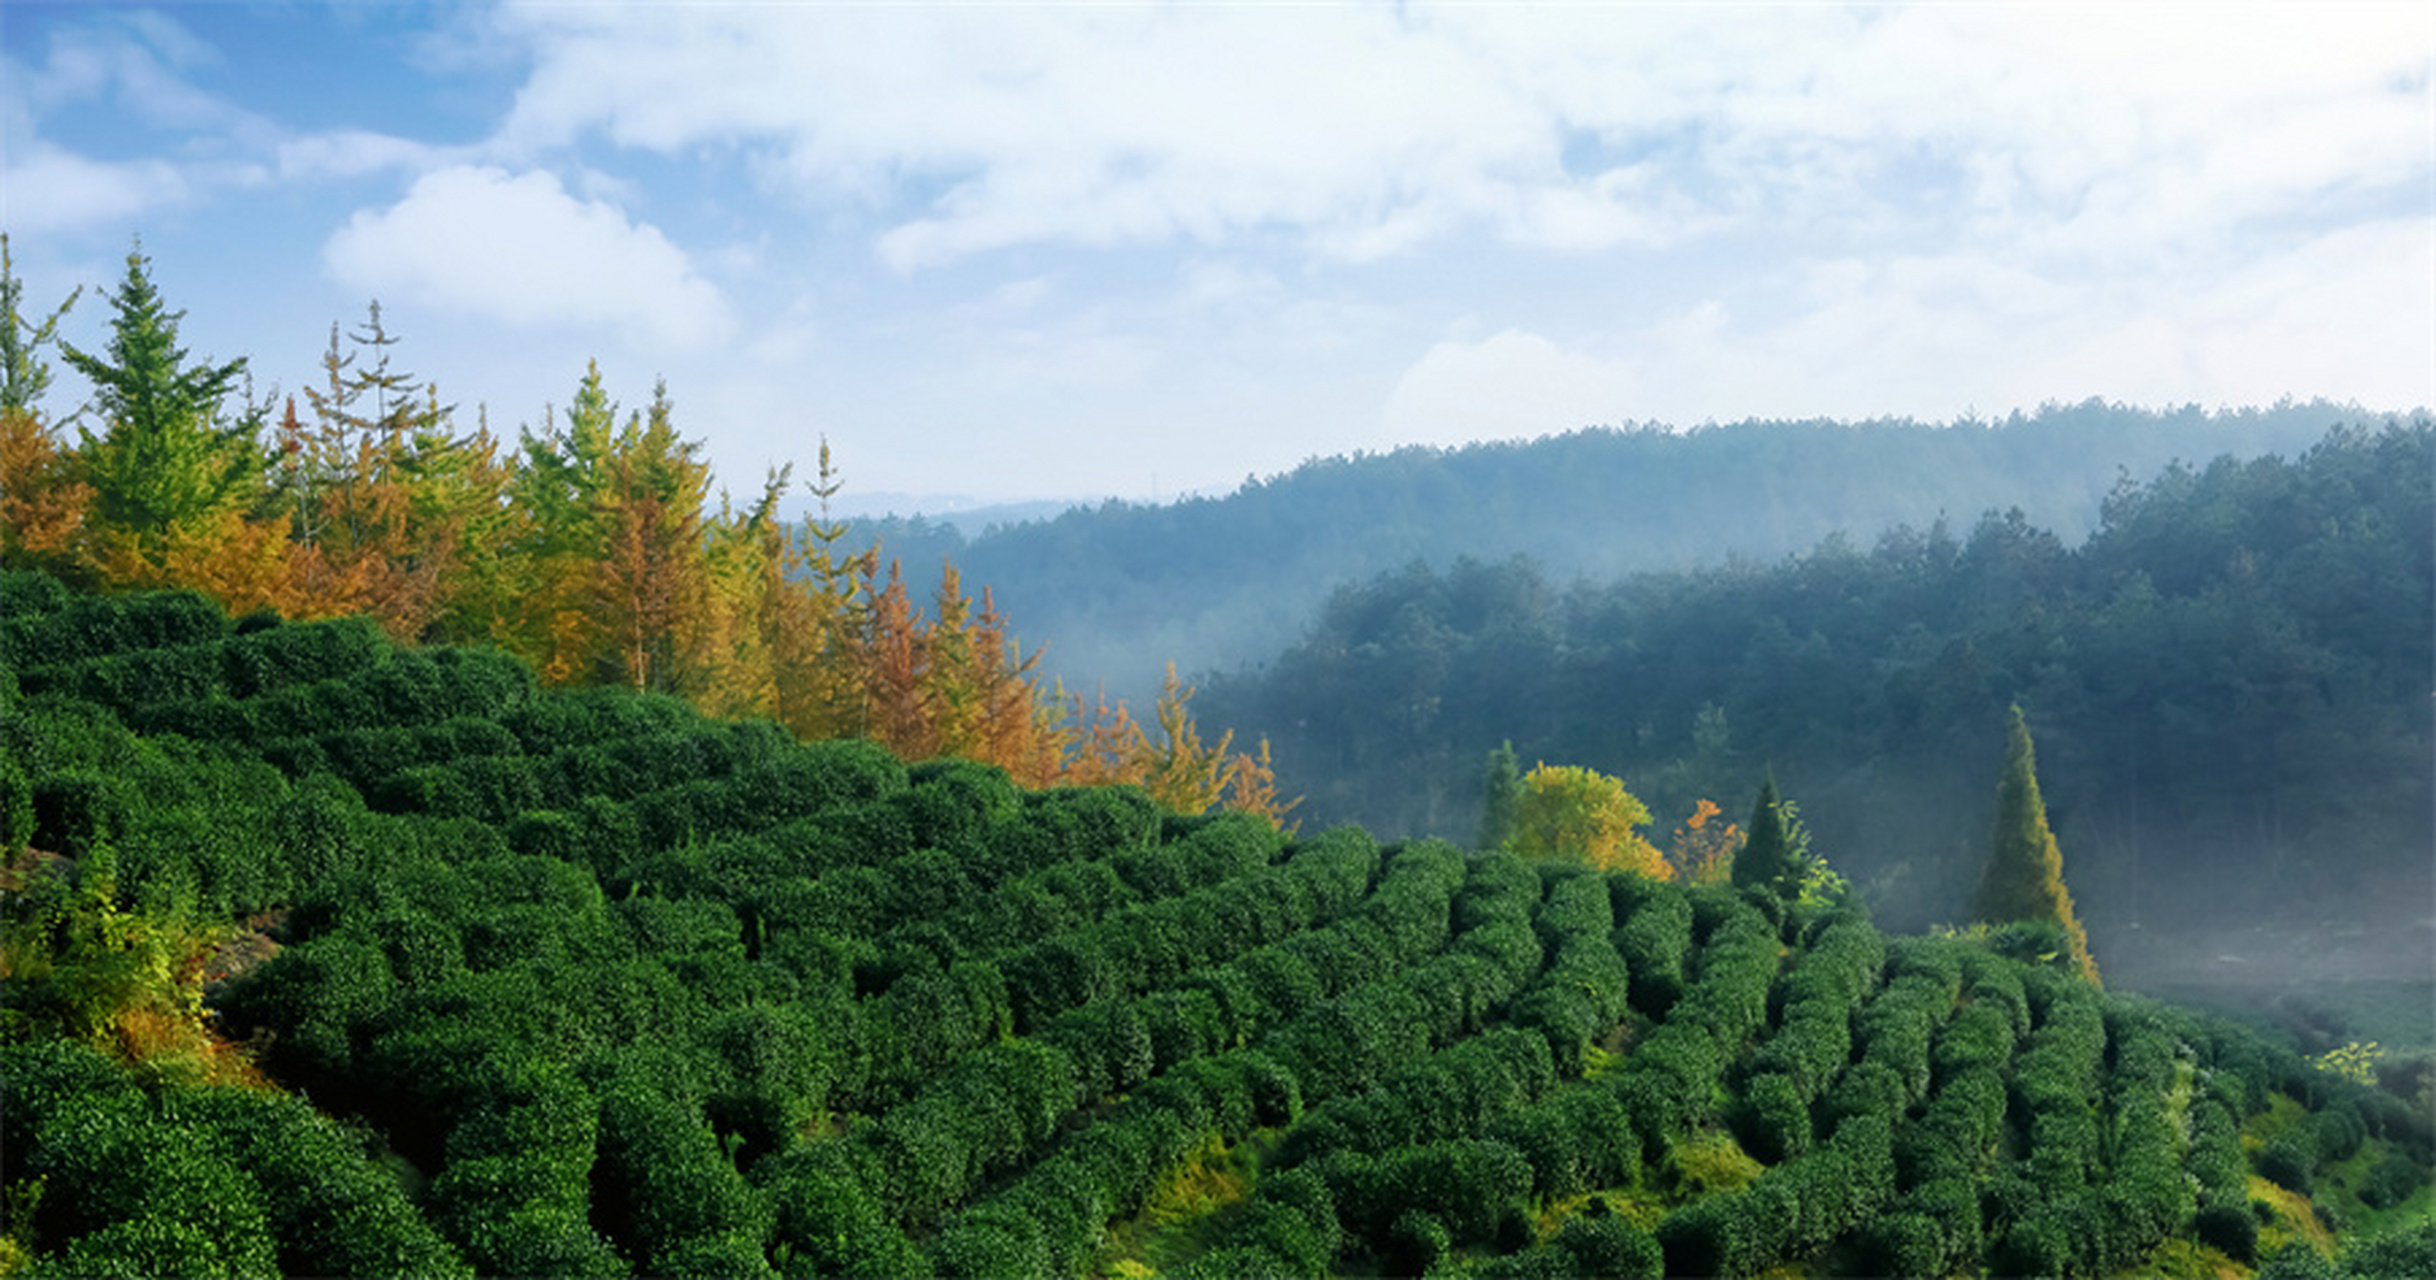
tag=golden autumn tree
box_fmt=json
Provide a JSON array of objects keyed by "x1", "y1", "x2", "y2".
[
  {"x1": 270, "y1": 307, "x2": 480, "y2": 639},
  {"x1": 923, "y1": 562, "x2": 987, "y2": 759},
  {"x1": 971, "y1": 587, "x2": 1069, "y2": 787},
  {"x1": 592, "y1": 380, "x2": 712, "y2": 694},
  {"x1": 0, "y1": 407, "x2": 91, "y2": 574},
  {"x1": 767, "y1": 440, "x2": 874, "y2": 741},
  {"x1": 1055, "y1": 683, "x2": 1143, "y2": 788},
  {"x1": 859, "y1": 559, "x2": 935, "y2": 760},
  {"x1": 500, "y1": 362, "x2": 623, "y2": 684},
  {"x1": 1221, "y1": 737, "x2": 1299, "y2": 832},
  {"x1": 1510, "y1": 763, "x2": 1669, "y2": 879},
  {"x1": 692, "y1": 475, "x2": 788, "y2": 723},
  {"x1": 0, "y1": 234, "x2": 89, "y2": 572},
  {"x1": 1130, "y1": 663, "x2": 1234, "y2": 815}
]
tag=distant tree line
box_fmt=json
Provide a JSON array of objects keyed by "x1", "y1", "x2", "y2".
[{"x1": 864, "y1": 397, "x2": 2372, "y2": 702}]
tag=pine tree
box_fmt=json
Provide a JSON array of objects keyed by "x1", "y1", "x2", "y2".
[
  {"x1": 1973, "y1": 705, "x2": 2099, "y2": 983},
  {"x1": 0, "y1": 235, "x2": 90, "y2": 570},
  {"x1": 0, "y1": 233, "x2": 81, "y2": 414},
  {"x1": 861, "y1": 560, "x2": 934, "y2": 759},
  {"x1": 1732, "y1": 773, "x2": 1804, "y2": 900},
  {"x1": 59, "y1": 242, "x2": 259, "y2": 565},
  {"x1": 1477, "y1": 741, "x2": 1521, "y2": 850}
]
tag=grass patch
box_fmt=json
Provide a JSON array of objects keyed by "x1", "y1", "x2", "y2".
[
  {"x1": 1535, "y1": 1189, "x2": 1665, "y2": 1240},
  {"x1": 2251, "y1": 1174, "x2": 2335, "y2": 1259},
  {"x1": 2118, "y1": 1236, "x2": 2250, "y2": 1280},
  {"x1": 1093, "y1": 1129, "x2": 1270, "y2": 1278},
  {"x1": 2317, "y1": 1136, "x2": 2436, "y2": 1240},
  {"x1": 2241, "y1": 1092, "x2": 2309, "y2": 1151},
  {"x1": 1660, "y1": 1127, "x2": 1764, "y2": 1202}
]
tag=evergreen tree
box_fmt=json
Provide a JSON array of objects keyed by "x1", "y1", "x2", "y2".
[
  {"x1": 1732, "y1": 773, "x2": 1804, "y2": 900},
  {"x1": 1972, "y1": 705, "x2": 2099, "y2": 983},
  {"x1": 59, "y1": 242, "x2": 259, "y2": 560},
  {"x1": 0, "y1": 233, "x2": 81, "y2": 414},
  {"x1": 1476, "y1": 741, "x2": 1521, "y2": 850}
]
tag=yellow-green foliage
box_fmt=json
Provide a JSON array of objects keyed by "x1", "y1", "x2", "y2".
[
  {"x1": 2128, "y1": 1235, "x2": 2253, "y2": 1279},
  {"x1": 1662, "y1": 1129, "x2": 1764, "y2": 1201},
  {"x1": 2242, "y1": 1093, "x2": 2309, "y2": 1149},
  {"x1": 1096, "y1": 1130, "x2": 1265, "y2": 1277},
  {"x1": 2250, "y1": 1174, "x2": 2336, "y2": 1258},
  {"x1": 1509, "y1": 763, "x2": 1666, "y2": 879},
  {"x1": 2314, "y1": 1040, "x2": 2385, "y2": 1086},
  {"x1": 1971, "y1": 706, "x2": 2098, "y2": 985},
  {"x1": 0, "y1": 848, "x2": 252, "y2": 1086}
]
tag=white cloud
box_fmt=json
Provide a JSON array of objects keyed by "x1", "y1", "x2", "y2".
[
  {"x1": 0, "y1": 141, "x2": 189, "y2": 235},
  {"x1": 277, "y1": 130, "x2": 459, "y2": 182},
  {"x1": 1388, "y1": 207, "x2": 2432, "y2": 441},
  {"x1": 485, "y1": 2, "x2": 2429, "y2": 274},
  {"x1": 323, "y1": 165, "x2": 736, "y2": 351}
]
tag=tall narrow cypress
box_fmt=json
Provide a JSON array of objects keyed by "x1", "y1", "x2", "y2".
[
  {"x1": 1973, "y1": 705, "x2": 2099, "y2": 983},
  {"x1": 1733, "y1": 773, "x2": 1801, "y2": 900}
]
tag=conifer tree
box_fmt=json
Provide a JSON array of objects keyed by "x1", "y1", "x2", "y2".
[
  {"x1": 1, "y1": 233, "x2": 80, "y2": 414},
  {"x1": 861, "y1": 560, "x2": 934, "y2": 759},
  {"x1": 0, "y1": 236, "x2": 90, "y2": 570},
  {"x1": 1973, "y1": 705, "x2": 2100, "y2": 983},
  {"x1": 1131, "y1": 663, "x2": 1234, "y2": 814},
  {"x1": 1477, "y1": 741, "x2": 1521, "y2": 850},
  {"x1": 594, "y1": 379, "x2": 710, "y2": 693},
  {"x1": 1732, "y1": 773, "x2": 1804, "y2": 900},
  {"x1": 59, "y1": 242, "x2": 259, "y2": 565}
]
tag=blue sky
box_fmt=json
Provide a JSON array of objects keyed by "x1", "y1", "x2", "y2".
[{"x1": 4, "y1": 2, "x2": 2429, "y2": 509}]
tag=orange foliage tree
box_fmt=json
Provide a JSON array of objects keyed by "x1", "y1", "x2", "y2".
[{"x1": 1667, "y1": 798, "x2": 1744, "y2": 886}]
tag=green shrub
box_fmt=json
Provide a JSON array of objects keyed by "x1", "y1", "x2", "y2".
[
  {"x1": 929, "y1": 1206, "x2": 1048, "y2": 1280},
  {"x1": 2358, "y1": 1150, "x2": 2426, "y2": 1209},
  {"x1": 1614, "y1": 887, "x2": 1693, "y2": 1015},
  {"x1": 1861, "y1": 1212, "x2": 1946, "y2": 1280},
  {"x1": 1387, "y1": 1209, "x2": 1451, "y2": 1276},
  {"x1": 2258, "y1": 1135, "x2": 2315, "y2": 1194},
  {"x1": 2194, "y1": 1200, "x2": 2260, "y2": 1263},
  {"x1": 1552, "y1": 1209, "x2": 1664, "y2": 1279},
  {"x1": 2337, "y1": 1220, "x2": 2436, "y2": 1280},
  {"x1": 757, "y1": 1144, "x2": 928, "y2": 1280},
  {"x1": 1738, "y1": 1071, "x2": 1812, "y2": 1164}
]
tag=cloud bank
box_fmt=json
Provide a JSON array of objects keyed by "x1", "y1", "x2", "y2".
[{"x1": 323, "y1": 165, "x2": 734, "y2": 351}]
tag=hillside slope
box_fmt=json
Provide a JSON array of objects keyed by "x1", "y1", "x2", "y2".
[{"x1": 4, "y1": 573, "x2": 2431, "y2": 1278}]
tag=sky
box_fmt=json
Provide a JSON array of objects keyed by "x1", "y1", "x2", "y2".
[{"x1": 3, "y1": 2, "x2": 2430, "y2": 510}]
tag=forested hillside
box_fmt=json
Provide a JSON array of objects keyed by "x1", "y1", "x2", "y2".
[
  {"x1": 1200, "y1": 421, "x2": 2434, "y2": 942},
  {"x1": 0, "y1": 242, "x2": 1287, "y2": 819},
  {"x1": 5, "y1": 575, "x2": 2431, "y2": 1277},
  {"x1": 863, "y1": 400, "x2": 2362, "y2": 700}
]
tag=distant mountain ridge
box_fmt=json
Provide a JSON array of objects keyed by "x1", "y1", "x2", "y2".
[{"x1": 854, "y1": 399, "x2": 2385, "y2": 701}]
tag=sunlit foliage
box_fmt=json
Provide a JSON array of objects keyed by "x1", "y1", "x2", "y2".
[
  {"x1": 1971, "y1": 705, "x2": 2098, "y2": 984},
  {"x1": 1507, "y1": 763, "x2": 1666, "y2": 878}
]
